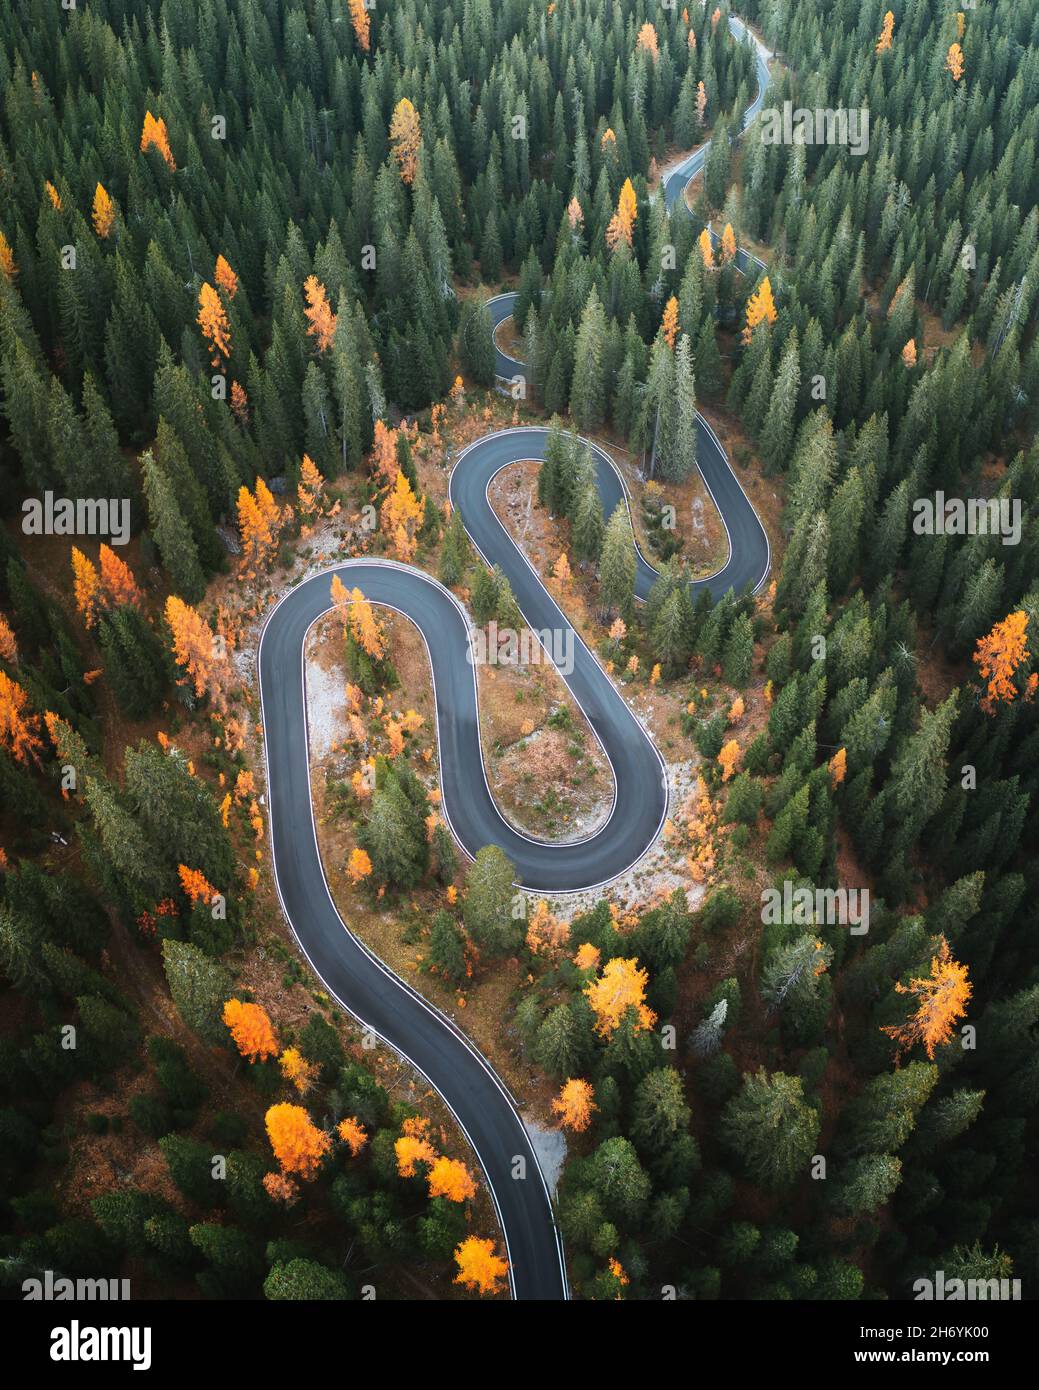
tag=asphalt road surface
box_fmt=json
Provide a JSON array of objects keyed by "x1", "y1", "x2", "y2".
[{"x1": 258, "y1": 20, "x2": 773, "y2": 1302}]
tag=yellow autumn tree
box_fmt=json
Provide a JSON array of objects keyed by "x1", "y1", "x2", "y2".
[
  {"x1": 698, "y1": 226, "x2": 714, "y2": 269},
  {"x1": 876, "y1": 11, "x2": 895, "y2": 53},
  {"x1": 585, "y1": 957, "x2": 656, "y2": 1037},
  {"x1": 829, "y1": 747, "x2": 847, "y2": 787},
  {"x1": 347, "y1": 847, "x2": 373, "y2": 884},
  {"x1": 902, "y1": 338, "x2": 917, "y2": 368},
  {"x1": 140, "y1": 111, "x2": 176, "y2": 170},
  {"x1": 347, "y1": 0, "x2": 370, "y2": 51},
  {"x1": 721, "y1": 222, "x2": 737, "y2": 263},
  {"x1": 946, "y1": 42, "x2": 964, "y2": 81},
  {"x1": 297, "y1": 454, "x2": 325, "y2": 519},
  {"x1": 742, "y1": 276, "x2": 777, "y2": 343},
  {"x1": 427, "y1": 1155, "x2": 478, "y2": 1202},
  {"x1": 636, "y1": 23, "x2": 659, "y2": 62},
  {"x1": 0, "y1": 671, "x2": 42, "y2": 764},
  {"x1": 223, "y1": 999, "x2": 279, "y2": 1063},
  {"x1": 0, "y1": 230, "x2": 17, "y2": 281},
  {"x1": 0, "y1": 614, "x2": 17, "y2": 665},
  {"x1": 71, "y1": 547, "x2": 101, "y2": 628},
  {"x1": 552, "y1": 1078, "x2": 596, "y2": 1132},
  {"x1": 381, "y1": 468, "x2": 425, "y2": 562},
  {"x1": 165, "y1": 595, "x2": 218, "y2": 701},
  {"x1": 454, "y1": 1237, "x2": 508, "y2": 1296},
  {"x1": 606, "y1": 178, "x2": 638, "y2": 251},
  {"x1": 197, "y1": 281, "x2": 231, "y2": 366},
  {"x1": 718, "y1": 739, "x2": 741, "y2": 782},
  {"x1": 661, "y1": 295, "x2": 679, "y2": 349},
  {"x1": 44, "y1": 180, "x2": 62, "y2": 211},
  {"x1": 337, "y1": 1116, "x2": 368, "y2": 1156},
  {"x1": 280, "y1": 1047, "x2": 319, "y2": 1095},
  {"x1": 214, "y1": 254, "x2": 238, "y2": 299},
  {"x1": 303, "y1": 275, "x2": 337, "y2": 353},
  {"x1": 92, "y1": 183, "x2": 115, "y2": 238},
  {"x1": 99, "y1": 544, "x2": 142, "y2": 607},
  {"x1": 331, "y1": 578, "x2": 387, "y2": 660},
  {"x1": 881, "y1": 937, "x2": 971, "y2": 1060},
  {"x1": 265, "y1": 1103, "x2": 331, "y2": 1179},
  {"x1": 974, "y1": 610, "x2": 1030, "y2": 713},
  {"x1": 238, "y1": 477, "x2": 283, "y2": 571},
  {"x1": 389, "y1": 98, "x2": 422, "y2": 184}
]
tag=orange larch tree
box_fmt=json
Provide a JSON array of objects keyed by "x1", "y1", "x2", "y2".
[
  {"x1": 636, "y1": 22, "x2": 659, "y2": 61},
  {"x1": 265, "y1": 1103, "x2": 331, "y2": 1179},
  {"x1": 92, "y1": 183, "x2": 115, "y2": 239},
  {"x1": 0, "y1": 230, "x2": 17, "y2": 281},
  {"x1": 427, "y1": 1155, "x2": 478, "y2": 1203},
  {"x1": 165, "y1": 595, "x2": 219, "y2": 701},
  {"x1": 0, "y1": 671, "x2": 42, "y2": 764},
  {"x1": 974, "y1": 610, "x2": 1030, "y2": 713},
  {"x1": 347, "y1": 847, "x2": 373, "y2": 884},
  {"x1": 297, "y1": 454, "x2": 325, "y2": 520},
  {"x1": 606, "y1": 178, "x2": 638, "y2": 251},
  {"x1": 742, "y1": 276, "x2": 777, "y2": 343},
  {"x1": 721, "y1": 222, "x2": 737, "y2": 263},
  {"x1": 179, "y1": 864, "x2": 217, "y2": 907},
  {"x1": 585, "y1": 957, "x2": 657, "y2": 1037},
  {"x1": 197, "y1": 281, "x2": 232, "y2": 367},
  {"x1": 237, "y1": 479, "x2": 282, "y2": 572},
  {"x1": 829, "y1": 747, "x2": 848, "y2": 787},
  {"x1": 876, "y1": 10, "x2": 895, "y2": 53},
  {"x1": 661, "y1": 295, "x2": 679, "y2": 349},
  {"x1": 698, "y1": 226, "x2": 714, "y2": 270},
  {"x1": 453, "y1": 1237, "x2": 509, "y2": 1296},
  {"x1": 214, "y1": 253, "x2": 238, "y2": 299},
  {"x1": 279, "y1": 1047, "x2": 319, "y2": 1095},
  {"x1": 389, "y1": 98, "x2": 422, "y2": 184},
  {"x1": 44, "y1": 180, "x2": 62, "y2": 211},
  {"x1": 381, "y1": 468, "x2": 425, "y2": 562},
  {"x1": 223, "y1": 999, "x2": 279, "y2": 1063},
  {"x1": 0, "y1": 613, "x2": 17, "y2": 665},
  {"x1": 902, "y1": 338, "x2": 917, "y2": 368},
  {"x1": 71, "y1": 547, "x2": 102, "y2": 628},
  {"x1": 395, "y1": 1132, "x2": 437, "y2": 1177},
  {"x1": 140, "y1": 111, "x2": 176, "y2": 170},
  {"x1": 99, "y1": 543, "x2": 142, "y2": 607},
  {"x1": 552, "y1": 1078, "x2": 596, "y2": 1132},
  {"x1": 347, "y1": 0, "x2": 370, "y2": 52},
  {"x1": 718, "y1": 738, "x2": 741, "y2": 782},
  {"x1": 337, "y1": 1116, "x2": 368, "y2": 1155},
  {"x1": 946, "y1": 42, "x2": 965, "y2": 81},
  {"x1": 303, "y1": 275, "x2": 337, "y2": 353},
  {"x1": 881, "y1": 937, "x2": 971, "y2": 1060}
]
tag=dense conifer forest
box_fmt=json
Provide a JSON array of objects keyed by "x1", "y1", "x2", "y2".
[{"x1": 0, "y1": 0, "x2": 1037, "y2": 1330}]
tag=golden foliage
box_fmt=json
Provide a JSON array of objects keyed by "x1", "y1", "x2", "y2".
[
  {"x1": 427, "y1": 1155, "x2": 478, "y2": 1202},
  {"x1": 140, "y1": 111, "x2": 176, "y2": 170},
  {"x1": 881, "y1": 937, "x2": 972, "y2": 1060},
  {"x1": 197, "y1": 281, "x2": 232, "y2": 366},
  {"x1": 223, "y1": 999, "x2": 279, "y2": 1063},
  {"x1": 0, "y1": 671, "x2": 42, "y2": 764},
  {"x1": 0, "y1": 230, "x2": 17, "y2": 280},
  {"x1": 552, "y1": 1077, "x2": 596, "y2": 1132},
  {"x1": 303, "y1": 275, "x2": 337, "y2": 353},
  {"x1": 946, "y1": 42, "x2": 964, "y2": 81},
  {"x1": 214, "y1": 254, "x2": 238, "y2": 299},
  {"x1": 606, "y1": 178, "x2": 638, "y2": 251},
  {"x1": 585, "y1": 957, "x2": 656, "y2": 1037},
  {"x1": 389, "y1": 98, "x2": 422, "y2": 184},
  {"x1": 876, "y1": 11, "x2": 895, "y2": 53},
  {"x1": 453, "y1": 1237, "x2": 509, "y2": 1296},
  {"x1": 974, "y1": 610, "x2": 1030, "y2": 713},
  {"x1": 265, "y1": 1103, "x2": 331, "y2": 1179},
  {"x1": 92, "y1": 183, "x2": 115, "y2": 238},
  {"x1": 337, "y1": 1116, "x2": 368, "y2": 1155},
  {"x1": 742, "y1": 276, "x2": 777, "y2": 343},
  {"x1": 661, "y1": 295, "x2": 679, "y2": 350}
]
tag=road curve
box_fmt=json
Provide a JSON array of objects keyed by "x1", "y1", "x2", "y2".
[{"x1": 258, "y1": 17, "x2": 773, "y2": 1303}]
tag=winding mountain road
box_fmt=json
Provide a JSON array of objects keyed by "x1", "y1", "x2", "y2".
[{"x1": 258, "y1": 20, "x2": 773, "y2": 1302}]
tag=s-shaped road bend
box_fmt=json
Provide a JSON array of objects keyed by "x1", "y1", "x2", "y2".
[{"x1": 259, "y1": 19, "x2": 773, "y2": 1303}]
